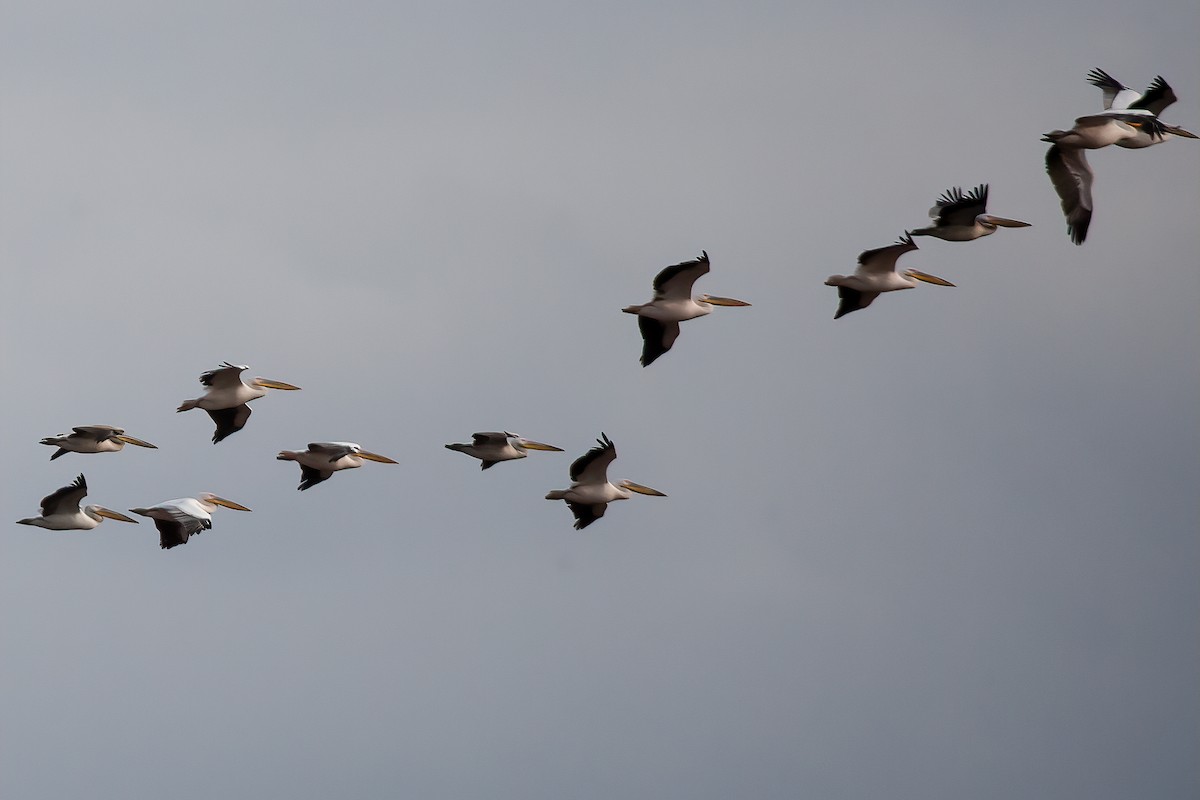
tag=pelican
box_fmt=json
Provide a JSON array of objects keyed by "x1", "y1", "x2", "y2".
[
  {"x1": 129, "y1": 494, "x2": 251, "y2": 550},
  {"x1": 622, "y1": 251, "x2": 750, "y2": 367},
  {"x1": 445, "y1": 432, "x2": 564, "y2": 470},
  {"x1": 545, "y1": 433, "x2": 665, "y2": 530},
  {"x1": 177, "y1": 362, "x2": 301, "y2": 443},
  {"x1": 39, "y1": 425, "x2": 157, "y2": 460},
  {"x1": 276, "y1": 442, "x2": 399, "y2": 490},
  {"x1": 1085, "y1": 69, "x2": 1197, "y2": 148},
  {"x1": 16, "y1": 474, "x2": 138, "y2": 530},
  {"x1": 824, "y1": 234, "x2": 955, "y2": 319},
  {"x1": 910, "y1": 184, "x2": 1030, "y2": 241}
]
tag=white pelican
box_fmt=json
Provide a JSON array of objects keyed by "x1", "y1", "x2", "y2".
[
  {"x1": 445, "y1": 432, "x2": 564, "y2": 470},
  {"x1": 129, "y1": 494, "x2": 251, "y2": 550},
  {"x1": 1085, "y1": 69, "x2": 1197, "y2": 148},
  {"x1": 16, "y1": 474, "x2": 139, "y2": 530},
  {"x1": 39, "y1": 425, "x2": 157, "y2": 460},
  {"x1": 910, "y1": 184, "x2": 1030, "y2": 241},
  {"x1": 622, "y1": 251, "x2": 750, "y2": 367},
  {"x1": 545, "y1": 433, "x2": 665, "y2": 530},
  {"x1": 1045, "y1": 145, "x2": 1094, "y2": 245},
  {"x1": 824, "y1": 234, "x2": 955, "y2": 319},
  {"x1": 177, "y1": 362, "x2": 301, "y2": 443},
  {"x1": 276, "y1": 442, "x2": 399, "y2": 490}
]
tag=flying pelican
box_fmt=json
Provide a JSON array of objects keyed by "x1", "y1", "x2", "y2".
[
  {"x1": 129, "y1": 494, "x2": 251, "y2": 549},
  {"x1": 445, "y1": 432, "x2": 564, "y2": 470},
  {"x1": 1085, "y1": 69, "x2": 1197, "y2": 148},
  {"x1": 177, "y1": 362, "x2": 301, "y2": 443},
  {"x1": 39, "y1": 425, "x2": 157, "y2": 460},
  {"x1": 622, "y1": 251, "x2": 750, "y2": 367},
  {"x1": 824, "y1": 234, "x2": 955, "y2": 319},
  {"x1": 16, "y1": 474, "x2": 139, "y2": 530},
  {"x1": 1042, "y1": 112, "x2": 1167, "y2": 150},
  {"x1": 545, "y1": 433, "x2": 665, "y2": 530},
  {"x1": 910, "y1": 184, "x2": 1030, "y2": 241},
  {"x1": 276, "y1": 442, "x2": 399, "y2": 490}
]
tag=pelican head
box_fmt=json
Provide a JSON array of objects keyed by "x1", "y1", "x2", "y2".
[
  {"x1": 698, "y1": 294, "x2": 752, "y2": 307},
  {"x1": 618, "y1": 480, "x2": 667, "y2": 497},
  {"x1": 198, "y1": 493, "x2": 253, "y2": 512},
  {"x1": 979, "y1": 214, "x2": 1031, "y2": 229}
]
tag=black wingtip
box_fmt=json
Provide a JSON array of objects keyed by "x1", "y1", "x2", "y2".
[{"x1": 50, "y1": 448, "x2": 67, "y2": 461}]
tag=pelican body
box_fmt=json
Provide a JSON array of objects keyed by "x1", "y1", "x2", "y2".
[
  {"x1": 276, "y1": 442, "x2": 398, "y2": 490},
  {"x1": 1042, "y1": 112, "x2": 1167, "y2": 150},
  {"x1": 17, "y1": 474, "x2": 138, "y2": 530},
  {"x1": 911, "y1": 184, "x2": 1030, "y2": 241},
  {"x1": 446, "y1": 432, "x2": 564, "y2": 470},
  {"x1": 129, "y1": 493, "x2": 251, "y2": 549},
  {"x1": 824, "y1": 234, "x2": 954, "y2": 319},
  {"x1": 545, "y1": 433, "x2": 665, "y2": 530},
  {"x1": 39, "y1": 425, "x2": 157, "y2": 460},
  {"x1": 622, "y1": 251, "x2": 750, "y2": 367},
  {"x1": 1086, "y1": 69, "x2": 1198, "y2": 148},
  {"x1": 177, "y1": 362, "x2": 301, "y2": 443}
]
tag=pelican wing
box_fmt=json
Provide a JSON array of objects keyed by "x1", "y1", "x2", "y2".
[
  {"x1": 71, "y1": 425, "x2": 122, "y2": 441},
  {"x1": 207, "y1": 404, "x2": 251, "y2": 443},
  {"x1": 638, "y1": 317, "x2": 680, "y2": 367},
  {"x1": 298, "y1": 465, "x2": 334, "y2": 490},
  {"x1": 306, "y1": 442, "x2": 357, "y2": 461},
  {"x1": 154, "y1": 518, "x2": 200, "y2": 549},
  {"x1": 471, "y1": 432, "x2": 510, "y2": 447},
  {"x1": 1045, "y1": 145, "x2": 1093, "y2": 246},
  {"x1": 833, "y1": 287, "x2": 879, "y2": 319},
  {"x1": 1131, "y1": 76, "x2": 1177, "y2": 116},
  {"x1": 1086, "y1": 68, "x2": 1140, "y2": 110},
  {"x1": 652, "y1": 252, "x2": 710, "y2": 302},
  {"x1": 40, "y1": 474, "x2": 87, "y2": 516},
  {"x1": 929, "y1": 185, "x2": 988, "y2": 228},
  {"x1": 856, "y1": 234, "x2": 917, "y2": 277},
  {"x1": 570, "y1": 433, "x2": 617, "y2": 485},
  {"x1": 568, "y1": 502, "x2": 607, "y2": 530},
  {"x1": 199, "y1": 362, "x2": 248, "y2": 388}
]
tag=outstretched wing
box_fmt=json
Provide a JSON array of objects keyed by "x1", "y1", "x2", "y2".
[
  {"x1": 1130, "y1": 75, "x2": 1177, "y2": 116},
  {"x1": 207, "y1": 404, "x2": 251, "y2": 443},
  {"x1": 857, "y1": 233, "x2": 918, "y2": 277},
  {"x1": 637, "y1": 317, "x2": 681, "y2": 367},
  {"x1": 41, "y1": 474, "x2": 87, "y2": 516},
  {"x1": 1086, "y1": 68, "x2": 1140, "y2": 110},
  {"x1": 929, "y1": 184, "x2": 988, "y2": 228},
  {"x1": 651, "y1": 252, "x2": 710, "y2": 302},
  {"x1": 71, "y1": 425, "x2": 122, "y2": 441},
  {"x1": 1045, "y1": 145, "x2": 1093, "y2": 246},
  {"x1": 298, "y1": 465, "x2": 333, "y2": 490},
  {"x1": 833, "y1": 287, "x2": 879, "y2": 319},
  {"x1": 568, "y1": 502, "x2": 608, "y2": 530},
  {"x1": 199, "y1": 363, "x2": 247, "y2": 388},
  {"x1": 570, "y1": 433, "x2": 617, "y2": 484}
]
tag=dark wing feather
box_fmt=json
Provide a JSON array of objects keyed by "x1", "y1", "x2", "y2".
[
  {"x1": 638, "y1": 316, "x2": 679, "y2": 367},
  {"x1": 156, "y1": 518, "x2": 191, "y2": 549},
  {"x1": 207, "y1": 404, "x2": 251, "y2": 443},
  {"x1": 41, "y1": 474, "x2": 87, "y2": 516},
  {"x1": 833, "y1": 287, "x2": 878, "y2": 319},
  {"x1": 49, "y1": 448, "x2": 69, "y2": 461},
  {"x1": 1131, "y1": 76, "x2": 1177, "y2": 116},
  {"x1": 931, "y1": 184, "x2": 988, "y2": 228},
  {"x1": 568, "y1": 502, "x2": 608, "y2": 530},
  {"x1": 480, "y1": 460, "x2": 498, "y2": 470},
  {"x1": 857, "y1": 233, "x2": 918, "y2": 271},
  {"x1": 298, "y1": 465, "x2": 332, "y2": 490},
  {"x1": 1086, "y1": 68, "x2": 1128, "y2": 109},
  {"x1": 569, "y1": 433, "x2": 616, "y2": 482},
  {"x1": 199, "y1": 362, "x2": 245, "y2": 388}
]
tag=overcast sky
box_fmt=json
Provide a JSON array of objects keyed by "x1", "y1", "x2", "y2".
[{"x1": 2, "y1": 2, "x2": 1197, "y2": 798}]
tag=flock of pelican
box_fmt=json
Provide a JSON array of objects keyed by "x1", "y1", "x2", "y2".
[{"x1": 14, "y1": 68, "x2": 1196, "y2": 541}]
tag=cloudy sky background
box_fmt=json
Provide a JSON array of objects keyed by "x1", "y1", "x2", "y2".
[{"x1": 2, "y1": 2, "x2": 1197, "y2": 798}]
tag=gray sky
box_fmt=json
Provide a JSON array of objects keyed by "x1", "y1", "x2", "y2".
[{"x1": 2, "y1": 2, "x2": 1197, "y2": 798}]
